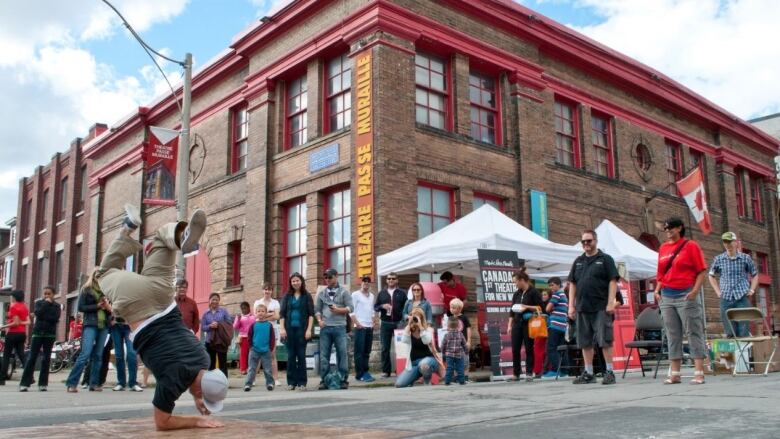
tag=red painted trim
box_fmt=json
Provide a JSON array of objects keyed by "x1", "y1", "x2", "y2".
[
  {"x1": 88, "y1": 145, "x2": 143, "y2": 188},
  {"x1": 230, "y1": 104, "x2": 249, "y2": 174},
  {"x1": 323, "y1": 53, "x2": 352, "y2": 135},
  {"x1": 190, "y1": 85, "x2": 246, "y2": 128},
  {"x1": 590, "y1": 110, "x2": 615, "y2": 179},
  {"x1": 468, "y1": 70, "x2": 503, "y2": 146},
  {"x1": 473, "y1": 192, "x2": 505, "y2": 212},
  {"x1": 439, "y1": 0, "x2": 778, "y2": 154},
  {"x1": 417, "y1": 181, "x2": 456, "y2": 227},
  {"x1": 228, "y1": 240, "x2": 241, "y2": 287},
  {"x1": 715, "y1": 148, "x2": 774, "y2": 177},
  {"x1": 553, "y1": 96, "x2": 581, "y2": 168}
]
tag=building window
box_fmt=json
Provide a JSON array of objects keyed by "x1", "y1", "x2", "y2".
[
  {"x1": 415, "y1": 53, "x2": 448, "y2": 130},
  {"x1": 55, "y1": 250, "x2": 63, "y2": 294},
  {"x1": 417, "y1": 184, "x2": 453, "y2": 239},
  {"x1": 469, "y1": 73, "x2": 499, "y2": 144},
  {"x1": 231, "y1": 105, "x2": 248, "y2": 173},
  {"x1": 734, "y1": 169, "x2": 746, "y2": 217},
  {"x1": 473, "y1": 193, "x2": 504, "y2": 211},
  {"x1": 326, "y1": 54, "x2": 352, "y2": 133},
  {"x1": 591, "y1": 114, "x2": 614, "y2": 178},
  {"x1": 665, "y1": 141, "x2": 682, "y2": 195},
  {"x1": 757, "y1": 253, "x2": 769, "y2": 275},
  {"x1": 36, "y1": 257, "x2": 45, "y2": 297},
  {"x1": 3, "y1": 258, "x2": 13, "y2": 288},
  {"x1": 554, "y1": 100, "x2": 580, "y2": 167},
  {"x1": 285, "y1": 202, "x2": 307, "y2": 280},
  {"x1": 286, "y1": 75, "x2": 308, "y2": 149},
  {"x1": 750, "y1": 175, "x2": 763, "y2": 222},
  {"x1": 41, "y1": 189, "x2": 49, "y2": 229},
  {"x1": 25, "y1": 199, "x2": 32, "y2": 237},
  {"x1": 59, "y1": 177, "x2": 68, "y2": 221},
  {"x1": 9, "y1": 226, "x2": 15, "y2": 247},
  {"x1": 226, "y1": 240, "x2": 241, "y2": 287},
  {"x1": 74, "y1": 243, "x2": 82, "y2": 280},
  {"x1": 79, "y1": 165, "x2": 87, "y2": 212},
  {"x1": 326, "y1": 189, "x2": 351, "y2": 287}
]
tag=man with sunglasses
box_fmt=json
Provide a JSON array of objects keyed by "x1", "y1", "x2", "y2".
[
  {"x1": 708, "y1": 232, "x2": 758, "y2": 337},
  {"x1": 315, "y1": 268, "x2": 354, "y2": 390},
  {"x1": 567, "y1": 230, "x2": 620, "y2": 385},
  {"x1": 374, "y1": 272, "x2": 407, "y2": 378}
]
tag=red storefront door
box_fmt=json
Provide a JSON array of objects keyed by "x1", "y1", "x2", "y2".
[{"x1": 185, "y1": 247, "x2": 212, "y2": 338}]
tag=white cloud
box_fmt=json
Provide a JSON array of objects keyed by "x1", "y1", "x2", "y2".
[
  {"x1": 0, "y1": 0, "x2": 189, "y2": 222},
  {"x1": 557, "y1": 0, "x2": 780, "y2": 120}
]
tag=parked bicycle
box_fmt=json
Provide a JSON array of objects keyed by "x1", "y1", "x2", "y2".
[{"x1": 49, "y1": 339, "x2": 81, "y2": 373}]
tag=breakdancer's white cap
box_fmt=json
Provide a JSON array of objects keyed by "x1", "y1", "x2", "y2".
[{"x1": 201, "y1": 369, "x2": 229, "y2": 413}]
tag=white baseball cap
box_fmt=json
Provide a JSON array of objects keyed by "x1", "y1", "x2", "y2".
[{"x1": 201, "y1": 369, "x2": 229, "y2": 413}]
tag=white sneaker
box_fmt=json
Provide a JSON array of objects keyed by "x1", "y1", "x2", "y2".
[
  {"x1": 123, "y1": 204, "x2": 142, "y2": 229},
  {"x1": 180, "y1": 210, "x2": 206, "y2": 254},
  {"x1": 130, "y1": 384, "x2": 143, "y2": 392},
  {"x1": 112, "y1": 384, "x2": 125, "y2": 391}
]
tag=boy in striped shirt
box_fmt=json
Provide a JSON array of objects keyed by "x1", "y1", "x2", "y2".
[{"x1": 542, "y1": 278, "x2": 569, "y2": 378}]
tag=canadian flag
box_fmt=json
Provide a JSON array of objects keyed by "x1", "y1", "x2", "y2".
[{"x1": 676, "y1": 167, "x2": 712, "y2": 235}]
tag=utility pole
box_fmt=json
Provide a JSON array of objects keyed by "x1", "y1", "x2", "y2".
[{"x1": 175, "y1": 53, "x2": 193, "y2": 283}]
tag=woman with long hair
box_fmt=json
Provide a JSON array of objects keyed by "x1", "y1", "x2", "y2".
[
  {"x1": 200, "y1": 293, "x2": 232, "y2": 378},
  {"x1": 507, "y1": 267, "x2": 543, "y2": 381},
  {"x1": 19, "y1": 286, "x2": 60, "y2": 391},
  {"x1": 395, "y1": 307, "x2": 442, "y2": 387},
  {"x1": 279, "y1": 273, "x2": 315, "y2": 390},
  {"x1": 654, "y1": 217, "x2": 708, "y2": 384},
  {"x1": 402, "y1": 282, "x2": 433, "y2": 325}
]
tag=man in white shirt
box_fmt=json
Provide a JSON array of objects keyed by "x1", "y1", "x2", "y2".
[{"x1": 351, "y1": 276, "x2": 377, "y2": 382}]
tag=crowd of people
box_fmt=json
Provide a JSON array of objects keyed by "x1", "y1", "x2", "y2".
[{"x1": 0, "y1": 210, "x2": 764, "y2": 429}]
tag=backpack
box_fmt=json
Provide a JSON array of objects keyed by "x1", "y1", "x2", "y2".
[{"x1": 323, "y1": 370, "x2": 345, "y2": 390}]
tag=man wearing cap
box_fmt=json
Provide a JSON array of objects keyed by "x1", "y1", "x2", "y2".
[
  {"x1": 351, "y1": 276, "x2": 377, "y2": 382},
  {"x1": 175, "y1": 279, "x2": 200, "y2": 333},
  {"x1": 708, "y1": 232, "x2": 759, "y2": 337},
  {"x1": 94, "y1": 205, "x2": 226, "y2": 430},
  {"x1": 315, "y1": 268, "x2": 354, "y2": 389}
]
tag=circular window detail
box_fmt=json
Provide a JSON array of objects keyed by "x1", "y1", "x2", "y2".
[{"x1": 635, "y1": 144, "x2": 651, "y2": 172}]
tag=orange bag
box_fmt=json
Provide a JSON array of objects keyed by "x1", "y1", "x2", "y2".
[{"x1": 528, "y1": 308, "x2": 548, "y2": 339}]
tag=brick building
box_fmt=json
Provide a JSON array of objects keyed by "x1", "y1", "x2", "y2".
[
  {"x1": 26, "y1": 0, "x2": 778, "y2": 337},
  {"x1": 11, "y1": 124, "x2": 106, "y2": 339}
]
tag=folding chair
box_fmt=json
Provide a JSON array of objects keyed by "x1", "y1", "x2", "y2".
[
  {"x1": 622, "y1": 307, "x2": 665, "y2": 379},
  {"x1": 726, "y1": 307, "x2": 777, "y2": 376}
]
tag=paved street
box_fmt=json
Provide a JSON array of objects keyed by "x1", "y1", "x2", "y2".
[{"x1": 1, "y1": 370, "x2": 778, "y2": 438}]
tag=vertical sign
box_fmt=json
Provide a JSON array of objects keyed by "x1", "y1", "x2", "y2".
[
  {"x1": 355, "y1": 50, "x2": 374, "y2": 280},
  {"x1": 477, "y1": 249, "x2": 521, "y2": 379},
  {"x1": 143, "y1": 126, "x2": 179, "y2": 206},
  {"x1": 612, "y1": 264, "x2": 640, "y2": 371},
  {"x1": 774, "y1": 156, "x2": 780, "y2": 199},
  {"x1": 529, "y1": 190, "x2": 548, "y2": 239}
]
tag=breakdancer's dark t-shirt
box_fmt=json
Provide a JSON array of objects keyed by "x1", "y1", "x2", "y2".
[{"x1": 133, "y1": 306, "x2": 210, "y2": 413}]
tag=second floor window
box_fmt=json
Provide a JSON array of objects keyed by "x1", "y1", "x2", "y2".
[
  {"x1": 469, "y1": 73, "x2": 499, "y2": 144},
  {"x1": 415, "y1": 53, "x2": 447, "y2": 130},
  {"x1": 285, "y1": 201, "x2": 307, "y2": 279},
  {"x1": 40, "y1": 189, "x2": 49, "y2": 230},
  {"x1": 473, "y1": 193, "x2": 504, "y2": 211},
  {"x1": 231, "y1": 106, "x2": 248, "y2": 173},
  {"x1": 591, "y1": 114, "x2": 614, "y2": 178},
  {"x1": 326, "y1": 54, "x2": 352, "y2": 133},
  {"x1": 735, "y1": 169, "x2": 746, "y2": 217},
  {"x1": 750, "y1": 175, "x2": 763, "y2": 222},
  {"x1": 59, "y1": 177, "x2": 68, "y2": 221},
  {"x1": 417, "y1": 184, "x2": 453, "y2": 238},
  {"x1": 554, "y1": 100, "x2": 579, "y2": 167},
  {"x1": 665, "y1": 141, "x2": 682, "y2": 195},
  {"x1": 287, "y1": 75, "x2": 308, "y2": 148},
  {"x1": 79, "y1": 165, "x2": 87, "y2": 211}
]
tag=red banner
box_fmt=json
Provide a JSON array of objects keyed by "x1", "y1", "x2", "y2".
[
  {"x1": 143, "y1": 126, "x2": 179, "y2": 206},
  {"x1": 676, "y1": 167, "x2": 712, "y2": 235}
]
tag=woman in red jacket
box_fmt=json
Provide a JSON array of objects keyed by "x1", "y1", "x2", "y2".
[{"x1": 653, "y1": 218, "x2": 708, "y2": 385}]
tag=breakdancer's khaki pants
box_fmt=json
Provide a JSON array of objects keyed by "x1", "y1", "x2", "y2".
[{"x1": 97, "y1": 222, "x2": 185, "y2": 324}]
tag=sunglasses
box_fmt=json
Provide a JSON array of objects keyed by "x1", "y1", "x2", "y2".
[
  {"x1": 387, "y1": 277, "x2": 397, "y2": 280},
  {"x1": 411, "y1": 288, "x2": 423, "y2": 292},
  {"x1": 581, "y1": 239, "x2": 594, "y2": 245},
  {"x1": 323, "y1": 275, "x2": 335, "y2": 279}
]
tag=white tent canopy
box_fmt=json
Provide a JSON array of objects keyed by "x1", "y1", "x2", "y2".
[
  {"x1": 576, "y1": 219, "x2": 658, "y2": 280},
  {"x1": 376, "y1": 204, "x2": 582, "y2": 277},
  {"x1": 539, "y1": 219, "x2": 659, "y2": 280}
]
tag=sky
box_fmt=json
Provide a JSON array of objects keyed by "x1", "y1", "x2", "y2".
[{"x1": 0, "y1": 0, "x2": 779, "y2": 225}]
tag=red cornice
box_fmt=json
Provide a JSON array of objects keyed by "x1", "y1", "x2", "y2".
[
  {"x1": 88, "y1": 145, "x2": 143, "y2": 188},
  {"x1": 439, "y1": 0, "x2": 779, "y2": 156},
  {"x1": 715, "y1": 148, "x2": 774, "y2": 177}
]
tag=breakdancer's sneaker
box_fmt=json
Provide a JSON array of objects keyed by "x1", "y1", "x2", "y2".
[
  {"x1": 123, "y1": 204, "x2": 142, "y2": 230},
  {"x1": 181, "y1": 209, "x2": 206, "y2": 255}
]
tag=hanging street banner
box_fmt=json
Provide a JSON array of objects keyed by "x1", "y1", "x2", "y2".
[
  {"x1": 477, "y1": 249, "x2": 522, "y2": 379},
  {"x1": 676, "y1": 166, "x2": 711, "y2": 235},
  {"x1": 143, "y1": 126, "x2": 179, "y2": 206},
  {"x1": 354, "y1": 49, "x2": 374, "y2": 280}
]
